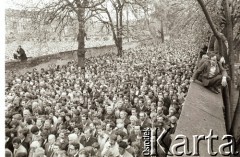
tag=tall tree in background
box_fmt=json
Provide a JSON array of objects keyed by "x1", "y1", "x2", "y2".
[
  {"x1": 94, "y1": 0, "x2": 126, "y2": 57},
  {"x1": 128, "y1": 0, "x2": 167, "y2": 43},
  {"x1": 196, "y1": 0, "x2": 239, "y2": 139},
  {"x1": 21, "y1": 0, "x2": 104, "y2": 69}
]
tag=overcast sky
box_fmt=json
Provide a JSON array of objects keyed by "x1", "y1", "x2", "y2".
[
  {"x1": 5, "y1": 0, "x2": 57, "y2": 9},
  {"x1": 5, "y1": 0, "x2": 146, "y2": 21}
]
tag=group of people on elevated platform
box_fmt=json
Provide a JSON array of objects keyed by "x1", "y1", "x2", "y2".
[
  {"x1": 5, "y1": 41, "x2": 198, "y2": 157},
  {"x1": 191, "y1": 50, "x2": 229, "y2": 94}
]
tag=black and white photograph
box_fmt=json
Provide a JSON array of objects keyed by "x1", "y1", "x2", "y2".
[{"x1": 3, "y1": 0, "x2": 240, "y2": 156}]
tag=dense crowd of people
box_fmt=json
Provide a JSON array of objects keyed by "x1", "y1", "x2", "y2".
[{"x1": 5, "y1": 42, "x2": 197, "y2": 157}]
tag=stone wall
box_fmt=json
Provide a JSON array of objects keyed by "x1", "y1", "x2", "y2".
[
  {"x1": 5, "y1": 41, "x2": 140, "y2": 79},
  {"x1": 167, "y1": 83, "x2": 227, "y2": 157}
]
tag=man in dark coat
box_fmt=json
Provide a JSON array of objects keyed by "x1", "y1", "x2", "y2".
[
  {"x1": 14, "y1": 45, "x2": 27, "y2": 61},
  {"x1": 80, "y1": 128, "x2": 97, "y2": 147}
]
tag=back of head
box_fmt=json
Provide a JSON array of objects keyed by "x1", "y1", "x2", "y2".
[
  {"x1": 118, "y1": 141, "x2": 128, "y2": 149},
  {"x1": 5, "y1": 149, "x2": 12, "y2": 157},
  {"x1": 12, "y1": 137, "x2": 21, "y2": 144},
  {"x1": 34, "y1": 147, "x2": 45, "y2": 157}
]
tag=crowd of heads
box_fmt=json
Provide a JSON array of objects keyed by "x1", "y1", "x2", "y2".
[{"x1": 5, "y1": 42, "x2": 198, "y2": 157}]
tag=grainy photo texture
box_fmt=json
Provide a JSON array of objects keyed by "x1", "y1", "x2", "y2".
[{"x1": 4, "y1": 0, "x2": 240, "y2": 157}]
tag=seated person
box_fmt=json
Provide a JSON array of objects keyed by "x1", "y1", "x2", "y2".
[
  {"x1": 14, "y1": 45, "x2": 27, "y2": 61},
  {"x1": 191, "y1": 52, "x2": 228, "y2": 94}
]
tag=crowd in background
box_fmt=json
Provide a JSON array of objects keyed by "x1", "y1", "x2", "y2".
[{"x1": 5, "y1": 42, "x2": 197, "y2": 157}]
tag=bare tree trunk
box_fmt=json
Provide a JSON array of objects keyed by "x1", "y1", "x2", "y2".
[
  {"x1": 77, "y1": 10, "x2": 86, "y2": 71},
  {"x1": 196, "y1": 0, "x2": 233, "y2": 133},
  {"x1": 234, "y1": 39, "x2": 240, "y2": 62},
  {"x1": 223, "y1": 0, "x2": 236, "y2": 135},
  {"x1": 208, "y1": 35, "x2": 216, "y2": 51},
  {"x1": 118, "y1": 8, "x2": 123, "y2": 57},
  {"x1": 230, "y1": 89, "x2": 240, "y2": 143},
  {"x1": 117, "y1": 41, "x2": 123, "y2": 57},
  {"x1": 161, "y1": 19, "x2": 164, "y2": 43},
  {"x1": 196, "y1": 0, "x2": 228, "y2": 53}
]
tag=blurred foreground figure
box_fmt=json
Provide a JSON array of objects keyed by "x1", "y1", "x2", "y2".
[{"x1": 13, "y1": 45, "x2": 27, "y2": 61}]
